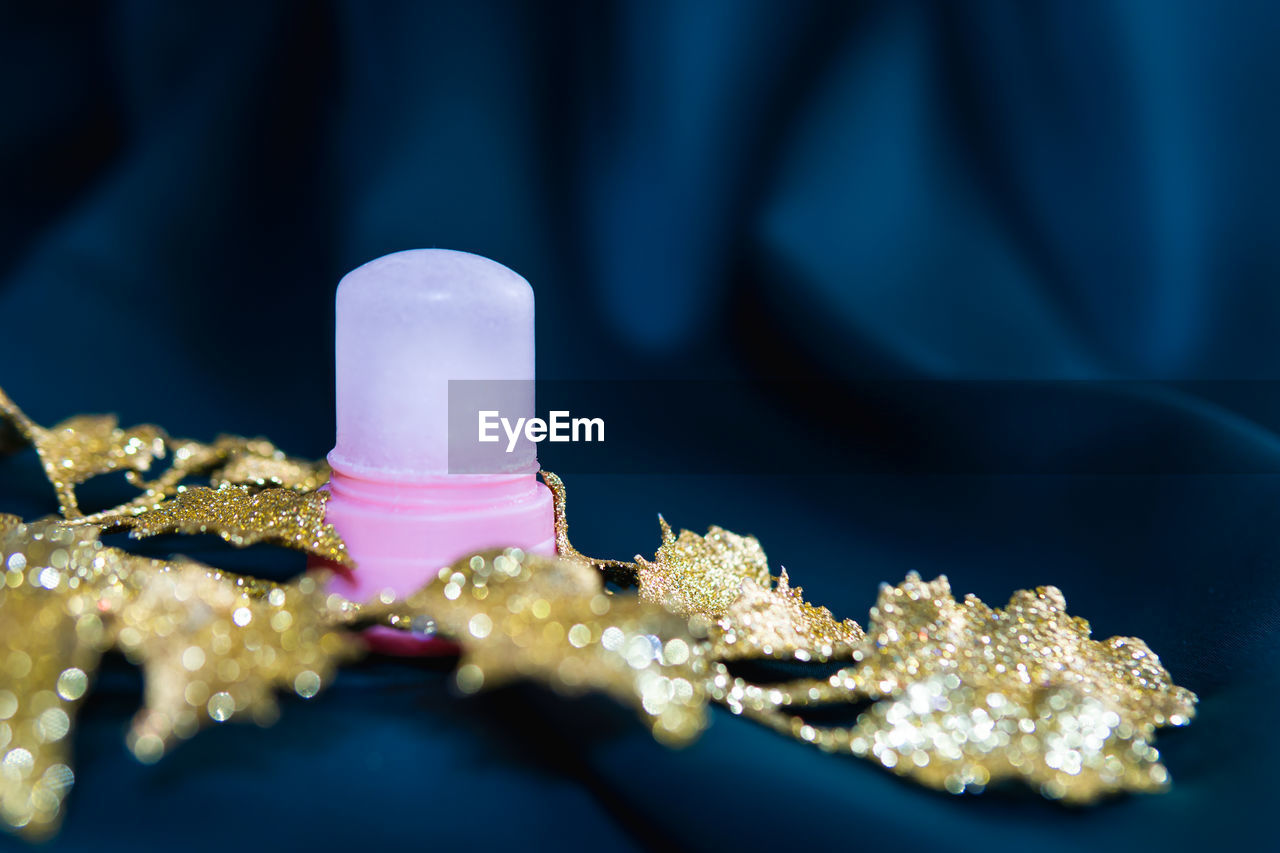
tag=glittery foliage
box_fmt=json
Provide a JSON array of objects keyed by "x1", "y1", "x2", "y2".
[
  {"x1": 0, "y1": 383, "x2": 167, "y2": 519},
  {"x1": 0, "y1": 389, "x2": 1198, "y2": 838},
  {"x1": 707, "y1": 573, "x2": 1194, "y2": 802},
  {"x1": 0, "y1": 392, "x2": 361, "y2": 837},
  {"x1": 0, "y1": 517, "x2": 360, "y2": 838},
  {"x1": 540, "y1": 476, "x2": 1194, "y2": 800},
  {"x1": 376, "y1": 548, "x2": 710, "y2": 746},
  {"x1": 110, "y1": 485, "x2": 352, "y2": 567},
  {"x1": 0, "y1": 522, "x2": 102, "y2": 837},
  {"x1": 120, "y1": 564, "x2": 355, "y2": 763}
]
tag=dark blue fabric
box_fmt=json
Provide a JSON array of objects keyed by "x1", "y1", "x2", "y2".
[{"x1": 1, "y1": 1, "x2": 1278, "y2": 850}]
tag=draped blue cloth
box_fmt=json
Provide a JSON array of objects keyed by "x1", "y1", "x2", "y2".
[{"x1": 1, "y1": 2, "x2": 1277, "y2": 850}]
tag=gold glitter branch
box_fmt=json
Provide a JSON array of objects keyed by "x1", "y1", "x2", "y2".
[
  {"x1": 0, "y1": 389, "x2": 357, "y2": 837},
  {"x1": 541, "y1": 468, "x2": 1196, "y2": 801},
  {"x1": 636, "y1": 520, "x2": 864, "y2": 661},
  {"x1": 120, "y1": 564, "x2": 356, "y2": 763},
  {"x1": 370, "y1": 549, "x2": 710, "y2": 746},
  {"x1": 0, "y1": 518, "x2": 360, "y2": 838},
  {"x1": 708, "y1": 573, "x2": 1194, "y2": 801},
  {"x1": 0, "y1": 388, "x2": 1199, "y2": 839},
  {"x1": 0, "y1": 387, "x2": 328, "y2": 525},
  {"x1": 17, "y1": 411, "x2": 166, "y2": 519},
  {"x1": 108, "y1": 485, "x2": 352, "y2": 568},
  {"x1": 543, "y1": 471, "x2": 864, "y2": 661}
]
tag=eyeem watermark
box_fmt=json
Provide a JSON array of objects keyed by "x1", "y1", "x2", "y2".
[{"x1": 478, "y1": 410, "x2": 605, "y2": 452}]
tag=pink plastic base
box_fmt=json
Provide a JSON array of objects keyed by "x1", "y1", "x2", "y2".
[{"x1": 313, "y1": 456, "x2": 555, "y2": 656}]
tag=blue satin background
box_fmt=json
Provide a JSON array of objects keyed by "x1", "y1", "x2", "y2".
[{"x1": 1, "y1": 1, "x2": 1278, "y2": 850}]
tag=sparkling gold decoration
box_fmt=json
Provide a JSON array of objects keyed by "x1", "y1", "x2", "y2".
[
  {"x1": 0, "y1": 386, "x2": 327, "y2": 527},
  {"x1": 714, "y1": 568, "x2": 864, "y2": 661},
  {"x1": 115, "y1": 435, "x2": 328, "y2": 510},
  {"x1": 708, "y1": 573, "x2": 1193, "y2": 802},
  {"x1": 110, "y1": 485, "x2": 352, "y2": 567},
  {"x1": 119, "y1": 565, "x2": 355, "y2": 763},
  {"x1": 541, "y1": 469, "x2": 1193, "y2": 799},
  {"x1": 0, "y1": 386, "x2": 1198, "y2": 838},
  {"x1": 0, "y1": 391, "x2": 362, "y2": 837},
  {"x1": 541, "y1": 471, "x2": 637, "y2": 587},
  {"x1": 378, "y1": 548, "x2": 709, "y2": 746},
  {"x1": 856, "y1": 575, "x2": 1195, "y2": 728},
  {"x1": 546, "y1": 472, "x2": 863, "y2": 661},
  {"x1": 614, "y1": 516, "x2": 863, "y2": 662},
  {"x1": 208, "y1": 441, "x2": 330, "y2": 491},
  {"x1": 637, "y1": 518, "x2": 772, "y2": 617},
  {"x1": 0, "y1": 513, "x2": 361, "y2": 837},
  {"x1": 0, "y1": 522, "x2": 104, "y2": 838},
  {"x1": 0, "y1": 383, "x2": 166, "y2": 518}
]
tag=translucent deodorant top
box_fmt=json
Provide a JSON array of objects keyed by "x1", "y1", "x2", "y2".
[{"x1": 331, "y1": 249, "x2": 536, "y2": 476}]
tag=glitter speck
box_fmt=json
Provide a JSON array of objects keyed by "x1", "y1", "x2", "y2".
[
  {"x1": 55, "y1": 668, "x2": 88, "y2": 702},
  {"x1": 456, "y1": 664, "x2": 484, "y2": 694},
  {"x1": 207, "y1": 692, "x2": 235, "y2": 722},
  {"x1": 468, "y1": 613, "x2": 493, "y2": 639},
  {"x1": 294, "y1": 671, "x2": 322, "y2": 699}
]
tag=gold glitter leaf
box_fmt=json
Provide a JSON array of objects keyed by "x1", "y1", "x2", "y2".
[
  {"x1": 1, "y1": 386, "x2": 329, "y2": 526},
  {"x1": 852, "y1": 573, "x2": 1196, "y2": 729},
  {"x1": 0, "y1": 521, "x2": 116, "y2": 838},
  {"x1": 209, "y1": 440, "x2": 331, "y2": 492},
  {"x1": 635, "y1": 520, "x2": 862, "y2": 662},
  {"x1": 0, "y1": 585, "x2": 94, "y2": 837},
  {"x1": 847, "y1": 678, "x2": 1173, "y2": 801},
  {"x1": 392, "y1": 549, "x2": 710, "y2": 746},
  {"x1": 30, "y1": 415, "x2": 167, "y2": 519},
  {"x1": 76, "y1": 437, "x2": 330, "y2": 527},
  {"x1": 720, "y1": 572, "x2": 1197, "y2": 802},
  {"x1": 118, "y1": 566, "x2": 357, "y2": 762},
  {"x1": 0, "y1": 389, "x2": 1201, "y2": 831},
  {"x1": 548, "y1": 467, "x2": 862, "y2": 662},
  {"x1": 637, "y1": 519, "x2": 771, "y2": 617},
  {"x1": 0, "y1": 511, "x2": 359, "y2": 836},
  {"x1": 113, "y1": 485, "x2": 353, "y2": 567},
  {"x1": 715, "y1": 569, "x2": 864, "y2": 661}
]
